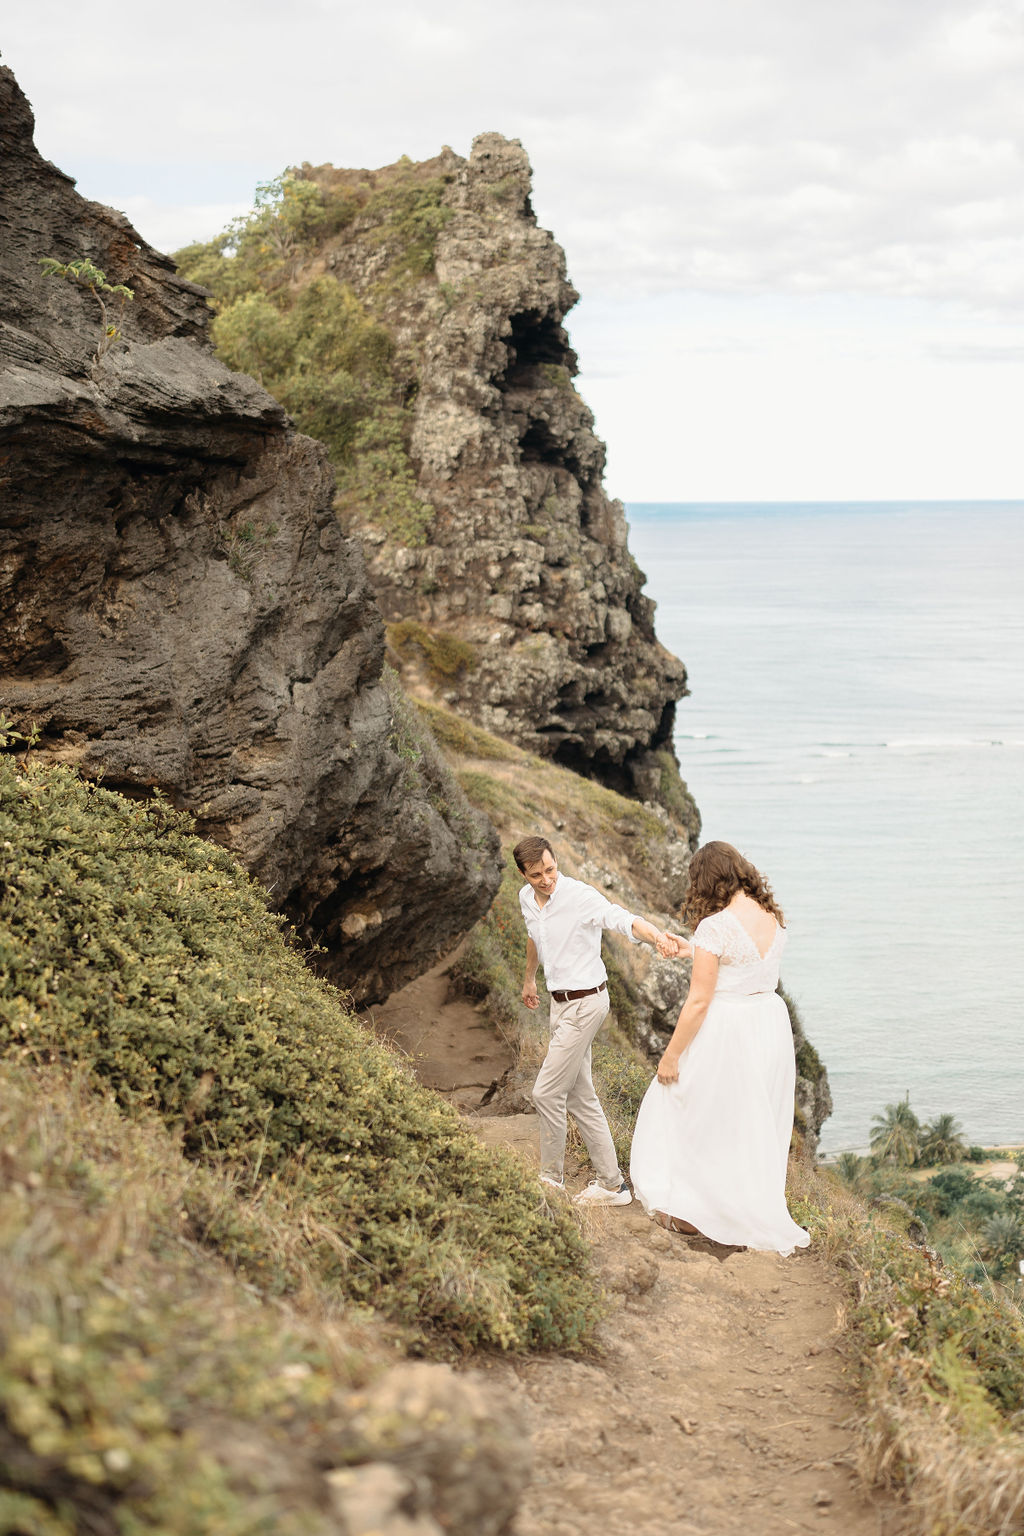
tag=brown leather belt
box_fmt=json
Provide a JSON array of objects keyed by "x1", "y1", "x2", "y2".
[{"x1": 549, "y1": 981, "x2": 607, "y2": 1004}]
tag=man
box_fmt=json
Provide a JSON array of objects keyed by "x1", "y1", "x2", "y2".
[{"x1": 514, "y1": 834, "x2": 677, "y2": 1205}]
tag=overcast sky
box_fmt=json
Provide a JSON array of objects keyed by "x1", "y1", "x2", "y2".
[{"x1": 5, "y1": 0, "x2": 1024, "y2": 500}]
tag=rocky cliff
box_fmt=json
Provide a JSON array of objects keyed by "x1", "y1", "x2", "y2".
[
  {"x1": 373, "y1": 135, "x2": 687, "y2": 798},
  {"x1": 0, "y1": 65, "x2": 499, "y2": 1002},
  {"x1": 179, "y1": 136, "x2": 690, "y2": 805}
]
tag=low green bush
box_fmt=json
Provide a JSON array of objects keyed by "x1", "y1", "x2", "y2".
[
  {"x1": 363, "y1": 172, "x2": 452, "y2": 284},
  {"x1": 0, "y1": 753, "x2": 600, "y2": 1353},
  {"x1": 387, "y1": 620, "x2": 478, "y2": 681},
  {"x1": 801, "y1": 1167, "x2": 1024, "y2": 1416},
  {"x1": 591, "y1": 1025, "x2": 653, "y2": 1169},
  {"x1": 653, "y1": 748, "x2": 701, "y2": 834},
  {"x1": 447, "y1": 854, "x2": 527, "y2": 1036},
  {"x1": 0, "y1": 1061, "x2": 367, "y2": 1536}
]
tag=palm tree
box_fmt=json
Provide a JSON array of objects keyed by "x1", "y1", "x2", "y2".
[
  {"x1": 833, "y1": 1152, "x2": 864, "y2": 1188},
  {"x1": 919, "y1": 1112, "x2": 968, "y2": 1166},
  {"x1": 980, "y1": 1212, "x2": 1024, "y2": 1280},
  {"x1": 869, "y1": 1095, "x2": 921, "y2": 1166}
]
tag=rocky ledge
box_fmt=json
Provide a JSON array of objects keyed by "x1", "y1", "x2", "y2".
[{"x1": 0, "y1": 65, "x2": 499, "y2": 1001}]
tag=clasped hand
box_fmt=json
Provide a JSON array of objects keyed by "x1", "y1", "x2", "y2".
[{"x1": 655, "y1": 932, "x2": 691, "y2": 960}]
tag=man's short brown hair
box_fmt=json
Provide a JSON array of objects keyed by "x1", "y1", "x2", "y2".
[{"x1": 512, "y1": 835, "x2": 554, "y2": 873}]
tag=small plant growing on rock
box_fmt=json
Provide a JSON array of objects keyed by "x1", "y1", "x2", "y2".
[
  {"x1": 0, "y1": 714, "x2": 40, "y2": 752},
  {"x1": 39, "y1": 256, "x2": 134, "y2": 366}
]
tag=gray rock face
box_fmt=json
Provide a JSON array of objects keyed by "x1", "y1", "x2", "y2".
[
  {"x1": 0, "y1": 65, "x2": 499, "y2": 1002},
  {"x1": 334, "y1": 1363, "x2": 531, "y2": 1536},
  {"x1": 319, "y1": 134, "x2": 688, "y2": 798}
]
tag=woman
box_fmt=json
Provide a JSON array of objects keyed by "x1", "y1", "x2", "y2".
[{"x1": 630, "y1": 841, "x2": 809, "y2": 1256}]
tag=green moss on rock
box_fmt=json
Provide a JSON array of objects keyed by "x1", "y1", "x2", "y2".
[{"x1": 388, "y1": 621, "x2": 478, "y2": 682}]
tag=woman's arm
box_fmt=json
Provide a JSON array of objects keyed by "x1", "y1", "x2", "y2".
[{"x1": 656, "y1": 948, "x2": 719, "y2": 1082}]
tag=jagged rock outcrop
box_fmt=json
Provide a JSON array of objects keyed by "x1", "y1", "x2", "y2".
[
  {"x1": 0, "y1": 65, "x2": 499, "y2": 1001},
  {"x1": 305, "y1": 135, "x2": 687, "y2": 801}
]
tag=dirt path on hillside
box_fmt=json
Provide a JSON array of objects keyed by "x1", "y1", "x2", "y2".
[
  {"x1": 360, "y1": 948, "x2": 513, "y2": 1112},
  {"x1": 471, "y1": 1117, "x2": 903, "y2": 1536},
  {"x1": 370, "y1": 966, "x2": 906, "y2": 1535}
]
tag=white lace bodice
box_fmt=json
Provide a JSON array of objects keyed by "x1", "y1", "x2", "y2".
[{"x1": 692, "y1": 908, "x2": 787, "y2": 996}]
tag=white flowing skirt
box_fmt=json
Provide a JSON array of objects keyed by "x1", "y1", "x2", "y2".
[{"x1": 629, "y1": 989, "x2": 810, "y2": 1256}]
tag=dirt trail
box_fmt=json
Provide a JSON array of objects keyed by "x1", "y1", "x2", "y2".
[
  {"x1": 370, "y1": 965, "x2": 905, "y2": 1536},
  {"x1": 361, "y1": 947, "x2": 512, "y2": 1111}
]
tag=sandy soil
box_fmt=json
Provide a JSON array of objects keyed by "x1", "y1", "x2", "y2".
[
  {"x1": 370, "y1": 963, "x2": 907, "y2": 1534},
  {"x1": 360, "y1": 947, "x2": 513, "y2": 1112}
]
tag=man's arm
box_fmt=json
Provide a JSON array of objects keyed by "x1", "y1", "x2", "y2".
[
  {"x1": 583, "y1": 886, "x2": 690, "y2": 958},
  {"x1": 522, "y1": 937, "x2": 540, "y2": 1009},
  {"x1": 629, "y1": 915, "x2": 692, "y2": 958}
]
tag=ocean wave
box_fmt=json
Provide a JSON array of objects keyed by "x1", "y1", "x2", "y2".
[{"x1": 883, "y1": 736, "x2": 1015, "y2": 751}]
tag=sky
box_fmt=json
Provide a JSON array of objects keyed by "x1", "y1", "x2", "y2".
[{"x1": 4, "y1": 0, "x2": 1024, "y2": 501}]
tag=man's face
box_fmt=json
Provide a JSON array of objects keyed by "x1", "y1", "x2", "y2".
[{"x1": 522, "y1": 850, "x2": 559, "y2": 898}]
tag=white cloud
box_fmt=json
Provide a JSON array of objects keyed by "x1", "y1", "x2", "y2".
[
  {"x1": 109, "y1": 197, "x2": 252, "y2": 256},
  {"x1": 3, "y1": 0, "x2": 1024, "y2": 496},
  {"x1": 571, "y1": 289, "x2": 1024, "y2": 500}
]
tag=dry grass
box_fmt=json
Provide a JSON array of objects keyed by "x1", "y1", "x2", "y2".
[
  {"x1": 419, "y1": 701, "x2": 677, "y2": 847},
  {"x1": 788, "y1": 1160, "x2": 1024, "y2": 1535}
]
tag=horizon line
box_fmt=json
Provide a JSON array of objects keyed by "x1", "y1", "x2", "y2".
[{"x1": 623, "y1": 496, "x2": 1024, "y2": 507}]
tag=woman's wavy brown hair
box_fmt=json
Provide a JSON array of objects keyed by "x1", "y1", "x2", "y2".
[{"x1": 681, "y1": 841, "x2": 785, "y2": 929}]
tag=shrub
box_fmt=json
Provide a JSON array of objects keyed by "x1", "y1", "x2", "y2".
[
  {"x1": 0, "y1": 754, "x2": 600, "y2": 1353},
  {"x1": 794, "y1": 1161, "x2": 1024, "y2": 1532},
  {"x1": 925, "y1": 1167, "x2": 982, "y2": 1217},
  {"x1": 174, "y1": 177, "x2": 436, "y2": 548},
  {"x1": 364, "y1": 174, "x2": 452, "y2": 283},
  {"x1": 387, "y1": 620, "x2": 478, "y2": 681},
  {"x1": 381, "y1": 669, "x2": 493, "y2": 852},
  {"x1": 447, "y1": 853, "x2": 527, "y2": 1037},
  {"x1": 39, "y1": 256, "x2": 134, "y2": 366},
  {"x1": 654, "y1": 748, "x2": 701, "y2": 834},
  {"x1": 591, "y1": 1024, "x2": 653, "y2": 1169},
  {"x1": 0, "y1": 1060, "x2": 368, "y2": 1535},
  {"x1": 456, "y1": 770, "x2": 526, "y2": 825}
]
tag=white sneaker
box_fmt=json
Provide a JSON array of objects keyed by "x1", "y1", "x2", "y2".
[
  {"x1": 539, "y1": 1175, "x2": 566, "y2": 1193},
  {"x1": 574, "y1": 1179, "x2": 632, "y2": 1206}
]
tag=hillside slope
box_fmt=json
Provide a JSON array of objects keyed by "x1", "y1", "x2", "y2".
[{"x1": 0, "y1": 749, "x2": 597, "y2": 1354}]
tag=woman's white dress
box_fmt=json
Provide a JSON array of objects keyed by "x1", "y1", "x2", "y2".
[{"x1": 630, "y1": 908, "x2": 810, "y2": 1256}]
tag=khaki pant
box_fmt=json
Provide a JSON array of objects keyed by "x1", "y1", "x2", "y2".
[{"x1": 532, "y1": 989, "x2": 623, "y2": 1189}]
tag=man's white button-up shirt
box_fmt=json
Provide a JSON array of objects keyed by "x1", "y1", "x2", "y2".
[{"x1": 519, "y1": 873, "x2": 639, "y2": 992}]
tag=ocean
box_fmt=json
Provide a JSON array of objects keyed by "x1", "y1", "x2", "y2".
[{"x1": 624, "y1": 502, "x2": 1024, "y2": 1155}]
